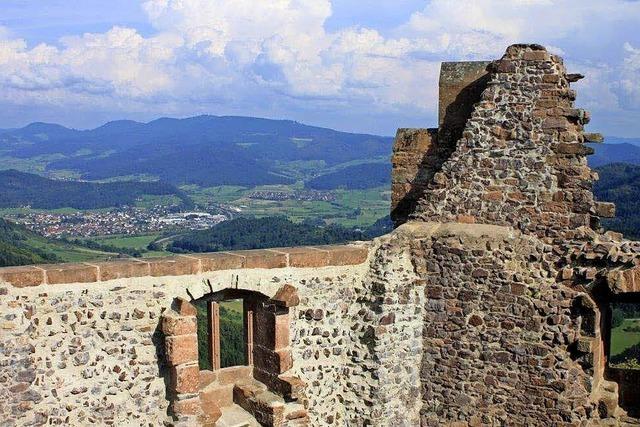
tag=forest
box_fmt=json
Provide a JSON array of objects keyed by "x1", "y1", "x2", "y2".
[
  {"x1": 167, "y1": 216, "x2": 370, "y2": 253},
  {"x1": 0, "y1": 218, "x2": 58, "y2": 266},
  {"x1": 0, "y1": 170, "x2": 192, "y2": 210},
  {"x1": 593, "y1": 163, "x2": 640, "y2": 239}
]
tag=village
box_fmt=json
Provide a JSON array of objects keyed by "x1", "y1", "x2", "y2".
[{"x1": 7, "y1": 206, "x2": 227, "y2": 238}]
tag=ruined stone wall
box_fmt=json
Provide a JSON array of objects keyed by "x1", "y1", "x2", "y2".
[
  {"x1": 0, "y1": 243, "x2": 432, "y2": 427},
  {"x1": 411, "y1": 44, "x2": 613, "y2": 242},
  {"x1": 402, "y1": 223, "x2": 595, "y2": 425},
  {"x1": 0, "y1": 246, "x2": 390, "y2": 426}
]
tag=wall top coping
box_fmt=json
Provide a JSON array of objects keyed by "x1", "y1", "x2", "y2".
[{"x1": 0, "y1": 243, "x2": 370, "y2": 288}]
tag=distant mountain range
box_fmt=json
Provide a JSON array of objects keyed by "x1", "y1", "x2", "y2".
[
  {"x1": 0, "y1": 116, "x2": 392, "y2": 187},
  {"x1": 588, "y1": 141, "x2": 640, "y2": 168}
]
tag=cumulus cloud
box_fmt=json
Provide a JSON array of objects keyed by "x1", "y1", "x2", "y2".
[{"x1": 0, "y1": 0, "x2": 639, "y2": 134}]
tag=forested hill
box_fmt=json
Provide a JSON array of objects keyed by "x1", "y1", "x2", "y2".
[
  {"x1": 167, "y1": 216, "x2": 374, "y2": 253},
  {"x1": 593, "y1": 163, "x2": 640, "y2": 239},
  {"x1": 0, "y1": 170, "x2": 192, "y2": 209},
  {"x1": 0, "y1": 218, "x2": 58, "y2": 266},
  {"x1": 0, "y1": 116, "x2": 393, "y2": 186}
]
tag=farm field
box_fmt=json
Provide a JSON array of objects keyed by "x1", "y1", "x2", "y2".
[{"x1": 182, "y1": 184, "x2": 390, "y2": 228}]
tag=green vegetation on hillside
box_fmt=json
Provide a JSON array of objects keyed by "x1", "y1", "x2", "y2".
[
  {"x1": 167, "y1": 216, "x2": 367, "y2": 253},
  {"x1": 306, "y1": 163, "x2": 391, "y2": 190},
  {"x1": 610, "y1": 303, "x2": 640, "y2": 370},
  {"x1": 0, "y1": 170, "x2": 192, "y2": 210},
  {"x1": 0, "y1": 218, "x2": 58, "y2": 266},
  {"x1": 594, "y1": 163, "x2": 640, "y2": 239},
  {"x1": 194, "y1": 299, "x2": 246, "y2": 370}
]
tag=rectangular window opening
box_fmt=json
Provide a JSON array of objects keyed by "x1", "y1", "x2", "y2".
[
  {"x1": 218, "y1": 299, "x2": 247, "y2": 368},
  {"x1": 609, "y1": 302, "x2": 640, "y2": 370}
]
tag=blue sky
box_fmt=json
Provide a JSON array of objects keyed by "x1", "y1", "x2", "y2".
[{"x1": 1, "y1": 0, "x2": 639, "y2": 137}]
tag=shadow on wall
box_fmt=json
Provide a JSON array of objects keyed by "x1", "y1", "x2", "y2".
[
  {"x1": 153, "y1": 317, "x2": 172, "y2": 418},
  {"x1": 391, "y1": 65, "x2": 491, "y2": 226}
]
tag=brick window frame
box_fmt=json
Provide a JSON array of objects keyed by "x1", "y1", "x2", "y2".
[{"x1": 161, "y1": 284, "x2": 302, "y2": 423}]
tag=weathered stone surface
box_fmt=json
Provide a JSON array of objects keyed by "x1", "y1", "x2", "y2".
[
  {"x1": 272, "y1": 283, "x2": 300, "y2": 307},
  {"x1": 43, "y1": 263, "x2": 98, "y2": 284},
  {"x1": 0, "y1": 265, "x2": 45, "y2": 287},
  {"x1": 148, "y1": 256, "x2": 199, "y2": 277},
  {"x1": 95, "y1": 259, "x2": 150, "y2": 281},
  {"x1": 162, "y1": 313, "x2": 197, "y2": 336},
  {"x1": 195, "y1": 252, "x2": 245, "y2": 271},
  {"x1": 165, "y1": 334, "x2": 198, "y2": 366},
  {"x1": 228, "y1": 249, "x2": 288, "y2": 269},
  {"x1": 170, "y1": 363, "x2": 200, "y2": 394}
]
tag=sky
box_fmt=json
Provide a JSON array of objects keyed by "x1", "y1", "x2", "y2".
[{"x1": 0, "y1": 0, "x2": 639, "y2": 137}]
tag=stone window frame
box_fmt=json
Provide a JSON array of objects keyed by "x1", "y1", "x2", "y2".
[{"x1": 161, "y1": 283, "x2": 303, "y2": 422}]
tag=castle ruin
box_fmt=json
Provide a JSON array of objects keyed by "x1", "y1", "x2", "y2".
[{"x1": 1, "y1": 44, "x2": 639, "y2": 426}]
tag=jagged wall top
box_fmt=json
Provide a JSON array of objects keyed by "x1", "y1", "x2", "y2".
[{"x1": 400, "y1": 44, "x2": 613, "y2": 242}]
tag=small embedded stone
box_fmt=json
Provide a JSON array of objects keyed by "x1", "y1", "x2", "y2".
[
  {"x1": 468, "y1": 315, "x2": 483, "y2": 327},
  {"x1": 472, "y1": 268, "x2": 489, "y2": 279}
]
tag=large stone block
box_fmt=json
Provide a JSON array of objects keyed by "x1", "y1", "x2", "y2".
[
  {"x1": 227, "y1": 249, "x2": 287, "y2": 269},
  {"x1": 43, "y1": 263, "x2": 98, "y2": 284},
  {"x1": 172, "y1": 396, "x2": 201, "y2": 416},
  {"x1": 165, "y1": 334, "x2": 198, "y2": 366},
  {"x1": 148, "y1": 256, "x2": 199, "y2": 277},
  {"x1": 170, "y1": 363, "x2": 200, "y2": 394},
  {"x1": 162, "y1": 313, "x2": 197, "y2": 336},
  {"x1": 200, "y1": 384, "x2": 234, "y2": 408},
  {"x1": 272, "y1": 284, "x2": 300, "y2": 307},
  {"x1": 95, "y1": 259, "x2": 150, "y2": 281},
  {"x1": 278, "y1": 247, "x2": 329, "y2": 268},
  {"x1": 0, "y1": 266, "x2": 45, "y2": 287},
  {"x1": 254, "y1": 310, "x2": 290, "y2": 351},
  {"x1": 314, "y1": 245, "x2": 369, "y2": 266},
  {"x1": 254, "y1": 346, "x2": 293, "y2": 374},
  {"x1": 195, "y1": 252, "x2": 245, "y2": 272}
]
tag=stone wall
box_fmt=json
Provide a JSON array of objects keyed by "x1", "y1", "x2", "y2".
[
  {"x1": 2, "y1": 43, "x2": 640, "y2": 426},
  {"x1": 0, "y1": 245, "x2": 385, "y2": 426}
]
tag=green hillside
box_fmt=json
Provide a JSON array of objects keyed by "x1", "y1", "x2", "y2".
[
  {"x1": 594, "y1": 163, "x2": 640, "y2": 239},
  {"x1": 0, "y1": 170, "x2": 192, "y2": 209}
]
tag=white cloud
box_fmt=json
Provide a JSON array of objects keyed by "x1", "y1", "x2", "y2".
[
  {"x1": 0, "y1": 0, "x2": 639, "y2": 135},
  {"x1": 619, "y1": 42, "x2": 640, "y2": 109}
]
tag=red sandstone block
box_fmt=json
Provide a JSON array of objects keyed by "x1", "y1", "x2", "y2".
[
  {"x1": 217, "y1": 365, "x2": 252, "y2": 385},
  {"x1": 278, "y1": 247, "x2": 329, "y2": 268},
  {"x1": 171, "y1": 363, "x2": 200, "y2": 394},
  {"x1": 200, "y1": 384, "x2": 234, "y2": 408},
  {"x1": 456, "y1": 215, "x2": 476, "y2": 224},
  {"x1": 0, "y1": 266, "x2": 45, "y2": 288},
  {"x1": 312, "y1": 245, "x2": 368, "y2": 266},
  {"x1": 162, "y1": 314, "x2": 197, "y2": 336},
  {"x1": 595, "y1": 202, "x2": 615, "y2": 218},
  {"x1": 173, "y1": 297, "x2": 197, "y2": 316},
  {"x1": 227, "y1": 249, "x2": 287, "y2": 269},
  {"x1": 194, "y1": 252, "x2": 245, "y2": 272},
  {"x1": 274, "y1": 313, "x2": 290, "y2": 350},
  {"x1": 199, "y1": 370, "x2": 217, "y2": 389},
  {"x1": 148, "y1": 256, "x2": 199, "y2": 277},
  {"x1": 172, "y1": 397, "x2": 201, "y2": 416},
  {"x1": 272, "y1": 284, "x2": 300, "y2": 307},
  {"x1": 165, "y1": 334, "x2": 198, "y2": 366},
  {"x1": 254, "y1": 347, "x2": 293, "y2": 374},
  {"x1": 43, "y1": 263, "x2": 98, "y2": 285},
  {"x1": 95, "y1": 259, "x2": 149, "y2": 281},
  {"x1": 253, "y1": 310, "x2": 290, "y2": 351},
  {"x1": 523, "y1": 51, "x2": 550, "y2": 61}
]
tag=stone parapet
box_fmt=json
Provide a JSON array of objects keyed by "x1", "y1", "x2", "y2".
[{"x1": 0, "y1": 243, "x2": 369, "y2": 288}]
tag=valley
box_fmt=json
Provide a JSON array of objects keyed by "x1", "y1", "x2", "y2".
[{"x1": 0, "y1": 116, "x2": 638, "y2": 266}]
